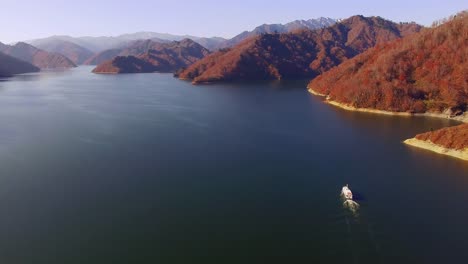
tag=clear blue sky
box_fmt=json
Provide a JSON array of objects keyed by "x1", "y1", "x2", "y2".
[{"x1": 1, "y1": 0, "x2": 466, "y2": 43}]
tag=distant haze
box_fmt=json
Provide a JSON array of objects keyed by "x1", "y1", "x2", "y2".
[{"x1": 1, "y1": 0, "x2": 466, "y2": 43}]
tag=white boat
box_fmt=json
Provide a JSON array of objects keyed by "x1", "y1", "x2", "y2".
[{"x1": 341, "y1": 184, "x2": 353, "y2": 200}]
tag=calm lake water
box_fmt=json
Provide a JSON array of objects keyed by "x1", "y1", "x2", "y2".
[{"x1": 0, "y1": 66, "x2": 467, "y2": 264}]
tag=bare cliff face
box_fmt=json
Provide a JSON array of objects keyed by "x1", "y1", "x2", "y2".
[
  {"x1": 0, "y1": 42, "x2": 76, "y2": 69},
  {"x1": 92, "y1": 39, "x2": 209, "y2": 74},
  {"x1": 177, "y1": 15, "x2": 422, "y2": 84}
]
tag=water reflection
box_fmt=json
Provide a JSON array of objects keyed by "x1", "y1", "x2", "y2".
[
  {"x1": 0, "y1": 68, "x2": 466, "y2": 263},
  {"x1": 330, "y1": 106, "x2": 456, "y2": 137},
  {"x1": 9, "y1": 68, "x2": 74, "y2": 82}
]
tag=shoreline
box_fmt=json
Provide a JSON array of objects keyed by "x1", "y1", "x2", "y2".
[
  {"x1": 177, "y1": 77, "x2": 211, "y2": 84},
  {"x1": 403, "y1": 138, "x2": 468, "y2": 161},
  {"x1": 307, "y1": 88, "x2": 468, "y2": 123},
  {"x1": 308, "y1": 87, "x2": 468, "y2": 161},
  {"x1": 308, "y1": 89, "x2": 328, "y2": 97},
  {"x1": 92, "y1": 71, "x2": 118, "y2": 74}
]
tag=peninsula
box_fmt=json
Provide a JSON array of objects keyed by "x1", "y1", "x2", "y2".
[
  {"x1": 404, "y1": 124, "x2": 468, "y2": 161},
  {"x1": 308, "y1": 12, "x2": 468, "y2": 160}
]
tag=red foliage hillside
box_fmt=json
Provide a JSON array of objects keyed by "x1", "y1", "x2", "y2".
[
  {"x1": 308, "y1": 12, "x2": 467, "y2": 114},
  {"x1": 415, "y1": 124, "x2": 468, "y2": 150},
  {"x1": 92, "y1": 39, "x2": 209, "y2": 74},
  {"x1": 92, "y1": 56, "x2": 158, "y2": 73},
  {"x1": 177, "y1": 15, "x2": 422, "y2": 84}
]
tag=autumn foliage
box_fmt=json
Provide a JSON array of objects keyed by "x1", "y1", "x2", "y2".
[
  {"x1": 92, "y1": 56, "x2": 158, "y2": 73},
  {"x1": 309, "y1": 12, "x2": 468, "y2": 114},
  {"x1": 177, "y1": 15, "x2": 421, "y2": 84},
  {"x1": 92, "y1": 39, "x2": 209, "y2": 73},
  {"x1": 415, "y1": 124, "x2": 468, "y2": 150}
]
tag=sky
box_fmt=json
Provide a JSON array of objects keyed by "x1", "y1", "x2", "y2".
[{"x1": 1, "y1": 0, "x2": 466, "y2": 43}]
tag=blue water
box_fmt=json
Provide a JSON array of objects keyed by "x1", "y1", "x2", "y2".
[{"x1": 0, "y1": 66, "x2": 466, "y2": 263}]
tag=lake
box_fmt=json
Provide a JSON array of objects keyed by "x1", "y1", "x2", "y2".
[{"x1": 0, "y1": 66, "x2": 466, "y2": 264}]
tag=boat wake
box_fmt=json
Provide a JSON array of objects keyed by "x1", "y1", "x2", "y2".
[
  {"x1": 339, "y1": 184, "x2": 381, "y2": 263},
  {"x1": 341, "y1": 184, "x2": 360, "y2": 215},
  {"x1": 343, "y1": 199, "x2": 360, "y2": 214}
]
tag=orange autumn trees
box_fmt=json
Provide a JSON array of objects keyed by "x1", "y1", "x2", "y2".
[
  {"x1": 415, "y1": 123, "x2": 468, "y2": 150},
  {"x1": 177, "y1": 15, "x2": 421, "y2": 84},
  {"x1": 92, "y1": 39, "x2": 210, "y2": 74},
  {"x1": 309, "y1": 11, "x2": 468, "y2": 114}
]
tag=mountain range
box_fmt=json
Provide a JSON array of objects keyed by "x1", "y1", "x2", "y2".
[
  {"x1": 85, "y1": 38, "x2": 192, "y2": 66},
  {"x1": 0, "y1": 17, "x2": 334, "y2": 70},
  {"x1": 0, "y1": 52, "x2": 39, "y2": 77},
  {"x1": 0, "y1": 42, "x2": 76, "y2": 69},
  {"x1": 177, "y1": 15, "x2": 422, "y2": 84},
  {"x1": 26, "y1": 32, "x2": 225, "y2": 53},
  {"x1": 92, "y1": 39, "x2": 209, "y2": 73},
  {"x1": 218, "y1": 17, "x2": 336, "y2": 48},
  {"x1": 32, "y1": 39, "x2": 94, "y2": 65},
  {"x1": 308, "y1": 12, "x2": 467, "y2": 115},
  {"x1": 1, "y1": 11, "x2": 465, "y2": 160},
  {"x1": 25, "y1": 17, "x2": 336, "y2": 54},
  {"x1": 0, "y1": 15, "x2": 423, "y2": 79}
]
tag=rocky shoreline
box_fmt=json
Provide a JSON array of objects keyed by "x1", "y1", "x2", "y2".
[
  {"x1": 404, "y1": 138, "x2": 468, "y2": 161},
  {"x1": 309, "y1": 87, "x2": 468, "y2": 161},
  {"x1": 308, "y1": 88, "x2": 468, "y2": 123}
]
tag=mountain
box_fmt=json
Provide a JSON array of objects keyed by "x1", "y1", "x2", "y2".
[
  {"x1": 0, "y1": 42, "x2": 76, "y2": 69},
  {"x1": 119, "y1": 32, "x2": 226, "y2": 51},
  {"x1": 177, "y1": 15, "x2": 422, "y2": 84},
  {"x1": 218, "y1": 17, "x2": 337, "y2": 48},
  {"x1": 85, "y1": 38, "x2": 173, "y2": 65},
  {"x1": 25, "y1": 19, "x2": 334, "y2": 53},
  {"x1": 92, "y1": 39, "x2": 210, "y2": 74},
  {"x1": 88, "y1": 38, "x2": 210, "y2": 66},
  {"x1": 284, "y1": 17, "x2": 339, "y2": 31},
  {"x1": 84, "y1": 49, "x2": 123, "y2": 65},
  {"x1": 32, "y1": 39, "x2": 94, "y2": 65},
  {"x1": 308, "y1": 12, "x2": 467, "y2": 116},
  {"x1": 91, "y1": 56, "x2": 159, "y2": 74},
  {"x1": 188, "y1": 37, "x2": 226, "y2": 51},
  {"x1": 0, "y1": 51, "x2": 40, "y2": 77},
  {"x1": 27, "y1": 33, "x2": 226, "y2": 53},
  {"x1": 27, "y1": 35, "x2": 163, "y2": 54},
  {"x1": 85, "y1": 39, "x2": 185, "y2": 66}
]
